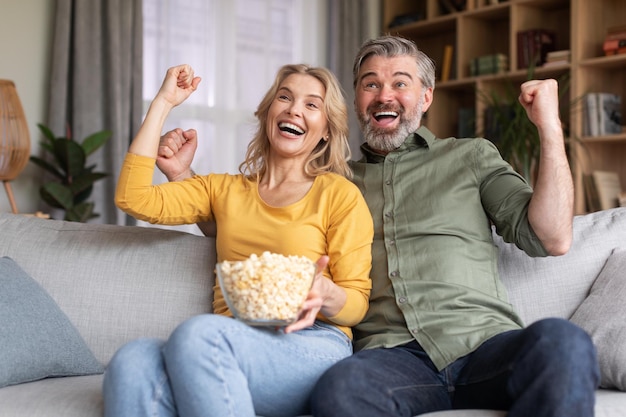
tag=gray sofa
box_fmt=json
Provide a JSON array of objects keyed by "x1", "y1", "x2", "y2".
[{"x1": 0, "y1": 208, "x2": 625, "y2": 417}]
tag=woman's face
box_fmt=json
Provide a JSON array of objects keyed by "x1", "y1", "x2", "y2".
[{"x1": 266, "y1": 73, "x2": 329, "y2": 161}]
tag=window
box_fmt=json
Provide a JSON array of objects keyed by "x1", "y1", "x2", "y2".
[{"x1": 141, "y1": 0, "x2": 327, "y2": 234}]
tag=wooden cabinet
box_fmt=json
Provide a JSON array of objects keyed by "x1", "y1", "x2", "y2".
[{"x1": 382, "y1": 0, "x2": 626, "y2": 214}]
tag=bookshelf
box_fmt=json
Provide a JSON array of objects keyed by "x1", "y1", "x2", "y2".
[{"x1": 382, "y1": 0, "x2": 626, "y2": 214}]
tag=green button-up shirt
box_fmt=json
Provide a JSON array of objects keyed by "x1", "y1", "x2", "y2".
[{"x1": 350, "y1": 126, "x2": 548, "y2": 370}]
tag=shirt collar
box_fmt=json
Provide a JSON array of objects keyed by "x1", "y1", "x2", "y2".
[{"x1": 359, "y1": 125, "x2": 436, "y2": 163}]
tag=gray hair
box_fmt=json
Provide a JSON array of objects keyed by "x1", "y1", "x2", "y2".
[{"x1": 352, "y1": 35, "x2": 436, "y2": 90}]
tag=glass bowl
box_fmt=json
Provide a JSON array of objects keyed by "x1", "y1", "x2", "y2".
[{"x1": 216, "y1": 252, "x2": 316, "y2": 327}]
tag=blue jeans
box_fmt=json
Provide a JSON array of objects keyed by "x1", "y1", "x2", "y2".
[
  {"x1": 103, "y1": 315, "x2": 351, "y2": 417},
  {"x1": 311, "y1": 318, "x2": 599, "y2": 417}
]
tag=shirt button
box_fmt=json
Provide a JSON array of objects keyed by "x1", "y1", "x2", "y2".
[
  {"x1": 390, "y1": 270, "x2": 398, "y2": 277},
  {"x1": 385, "y1": 180, "x2": 392, "y2": 185},
  {"x1": 398, "y1": 296, "x2": 407, "y2": 304},
  {"x1": 412, "y1": 328, "x2": 419, "y2": 335},
  {"x1": 384, "y1": 212, "x2": 393, "y2": 218},
  {"x1": 388, "y1": 240, "x2": 395, "y2": 246}
]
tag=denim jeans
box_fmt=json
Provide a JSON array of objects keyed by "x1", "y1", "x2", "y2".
[
  {"x1": 103, "y1": 315, "x2": 351, "y2": 417},
  {"x1": 312, "y1": 318, "x2": 600, "y2": 417}
]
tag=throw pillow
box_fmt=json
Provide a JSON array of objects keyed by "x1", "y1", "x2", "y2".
[
  {"x1": 570, "y1": 247, "x2": 626, "y2": 391},
  {"x1": 0, "y1": 257, "x2": 104, "y2": 388}
]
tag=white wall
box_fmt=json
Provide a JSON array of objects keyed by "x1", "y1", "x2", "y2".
[{"x1": 0, "y1": 0, "x2": 54, "y2": 214}]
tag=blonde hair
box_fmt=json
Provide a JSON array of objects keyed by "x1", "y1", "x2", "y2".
[{"x1": 239, "y1": 64, "x2": 352, "y2": 179}]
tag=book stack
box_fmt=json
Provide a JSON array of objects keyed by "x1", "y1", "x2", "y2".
[
  {"x1": 603, "y1": 25, "x2": 626, "y2": 56},
  {"x1": 469, "y1": 54, "x2": 508, "y2": 76},
  {"x1": 543, "y1": 49, "x2": 570, "y2": 67},
  {"x1": 517, "y1": 29, "x2": 555, "y2": 68},
  {"x1": 583, "y1": 93, "x2": 623, "y2": 137}
]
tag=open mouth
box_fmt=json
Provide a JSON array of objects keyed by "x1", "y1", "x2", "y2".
[
  {"x1": 373, "y1": 111, "x2": 399, "y2": 123},
  {"x1": 278, "y1": 122, "x2": 305, "y2": 136}
]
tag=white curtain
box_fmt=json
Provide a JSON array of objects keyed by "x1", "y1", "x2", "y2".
[{"x1": 141, "y1": 0, "x2": 327, "y2": 234}]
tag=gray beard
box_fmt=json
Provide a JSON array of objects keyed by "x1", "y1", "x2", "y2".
[{"x1": 358, "y1": 95, "x2": 424, "y2": 153}]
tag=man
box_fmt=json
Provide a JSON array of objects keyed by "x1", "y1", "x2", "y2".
[
  {"x1": 309, "y1": 36, "x2": 599, "y2": 417},
  {"x1": 155, "y1": 35, "x2": 599, "y2": 417}
]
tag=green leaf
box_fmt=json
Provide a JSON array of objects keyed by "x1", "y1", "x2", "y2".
[
  {"x1": 37, "y1": 123, "x2": 58, "y2": 146},
  {"x1": 82, "y1": 130, "x2": 111, "y2": 156},
  {"x1": 66, "y1": 202, "x2": 96, "y2": 222},
  {"x1": 73, "y1": 185, "x2": 93, "y2": 205},
  {"x1": 69, "y1": 172, "x2": 108, "y2": 196},
  {"x1": 53, "y1": 139, "x2": 86, "y2": 178},
  {"x1": 29, "y1": 156, "x2": 65, "y2": 180},
  {"x1": 40, "y1": 182, "x2": 74, "y2": 210}
]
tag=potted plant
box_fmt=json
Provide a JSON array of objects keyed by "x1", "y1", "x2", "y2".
[{"x1": 30, "y1": 124, "x2": 111, "y2": 222}]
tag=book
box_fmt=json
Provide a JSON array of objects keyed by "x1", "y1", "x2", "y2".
[
  {"x1": 469, "y1": 54, "x2": 508, "y2": 76},
  {"x1": 606, "y1": 24, "x2": 626, "y2": 40},
  {"x1": 546, "y1": 49, "x2": 571, "y2": 62},
  {"x1": 583, "y1": 93, "x2": 623, "y2": 136},
  {"x1": 583, "y1": 174, "x2": 601, "y2": 212},
  {"x1": 583, "y1": 93, "x2": 600, "y2": 137},
  {"x1": 517, "y1": 29, "x2": 555, "y2": 68},
  {"x1": 458, "y1": 107, "x2": 475, "y2": 138},
  {"x1": 598, "y1": 93, "x2": 622, "y2": 135},
  {"x1": 441, "y1": 44, "x2": 454, "y2": 82},
  {"x1": 592, "y1": 170, "x2": 623, "y2": 210},
  {"x1": 544, "y1": 49, "x2": 570, "y2": 66}
]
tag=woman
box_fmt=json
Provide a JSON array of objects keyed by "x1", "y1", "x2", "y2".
[{"x1": 103, "y1": 63, "x2": 373, "y2": 417}]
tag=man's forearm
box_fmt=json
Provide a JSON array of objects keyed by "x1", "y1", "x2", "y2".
[{"x1": 528, "y1": 126, "x2": 574, "y2": 256}]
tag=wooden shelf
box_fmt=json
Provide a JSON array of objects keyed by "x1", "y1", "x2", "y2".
[{"x1": 382, "y1": 0, "x2": 626, "y2": 214}]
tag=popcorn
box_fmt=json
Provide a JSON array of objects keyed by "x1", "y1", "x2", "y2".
[{"x1": 217, "y1": 251, "x2": 316, "y2": 323}]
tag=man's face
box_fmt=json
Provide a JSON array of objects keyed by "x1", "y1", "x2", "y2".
[{"x1": 355, "y1": 55, "x2": 433, "y2": 153}]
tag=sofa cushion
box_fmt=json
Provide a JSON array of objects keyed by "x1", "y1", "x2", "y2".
[
  {"x1": 0, "y1": 375, "x2": 104, "y2": 417},
  {"x1": 0, "y1": 257, "x2": 104, "y2": 388},
  {"x1": 0, "y1": 213, "x2": 215, "y2": 365},
  {"x1": 495, "y1": 207, "x2": 626, "y2": 325},
  {"x1": 570, "y1": 247, "x2": 626, "y2": 391}
]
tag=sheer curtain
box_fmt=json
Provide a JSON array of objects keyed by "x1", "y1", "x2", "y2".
[{"x1": 141, "y1": 0, "x2": 327, "y2": 234}]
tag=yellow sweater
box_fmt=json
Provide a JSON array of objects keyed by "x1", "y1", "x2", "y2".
[{"x1": 115, "y1": 153, "x2": 373, "y2": 338}]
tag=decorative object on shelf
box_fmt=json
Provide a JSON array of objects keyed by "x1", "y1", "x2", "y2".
[
  {"x1": 29, "y1": 124, "x2": 111, "y2": 222},
  {"x1": 517, "y1": 29, "x2": 555, "y2": 68},
  {"x1": 603, "y1": 25, "x2": 626, "y2": 56},
  {"x1": 0, "y1": 80, "x2": 31, "y2": 214}
]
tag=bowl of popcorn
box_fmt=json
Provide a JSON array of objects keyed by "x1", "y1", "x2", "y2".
[{"x1": 216, "y1": 251, "x2": 316, "y2": 327}]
